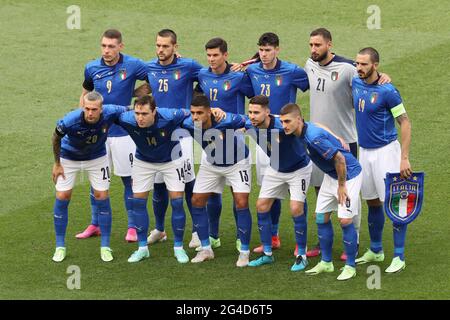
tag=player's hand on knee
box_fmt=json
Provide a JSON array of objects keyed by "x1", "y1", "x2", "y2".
[{"x1": 52, "y1": 163, "x2": 65, "y2": 184}]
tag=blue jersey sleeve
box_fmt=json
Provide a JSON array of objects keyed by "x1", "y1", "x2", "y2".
[
  {"x1": 230, "y1": 114, "x2": 246, "y2": 129},
  {"x1": 83, "y1": 65, "x2": 94, "y2": 91},
  {"x1": 239, "y1": 73, "x2": 255, "y2": 98},
  {"x1": 292, "y1": 65, "x2": 309, "y2": 92},
  {"x1": 309, "y1": 134, "x2": 339, "y2": 161},
  {"x1": 385, "y1": 86, "x2": 403, "y2": 110},
  {"x1": 134, "y1": 59, "x2": 149, "y2": 81},
  {"x1": 55, "y1": 118, "x2": 68, "y2": 137},
  {"x1": 171, "y1": 108, "x2": 192, "y2": 126},
  {"x1": 190, "y1": 60, "x2": 203, "y2": 82}
]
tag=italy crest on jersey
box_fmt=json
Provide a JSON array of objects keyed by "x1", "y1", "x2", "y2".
[
  {"x1": 331, "y1": 71, "x2": 339, "y2": 81},
  {"x1": 173, "y1": 70, "x2": 181, "y2": 80},
  {"x1": 119, "y1": 69, "x2": 127, "y2": 80},
  {"x1": 384, "y1": 172, "x2": 425, "y2": 225},
  {"x1": 275, "y1": 75, "x2": 282, "y2": 86},
  {"x1": 223, "y1": 80, "x2": 231, "y2": 91},
  {"x1": 370, "y1": 92, "x2": 378, "y2": 104}
]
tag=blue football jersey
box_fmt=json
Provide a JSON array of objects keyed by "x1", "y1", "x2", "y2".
[
  {"x1": 198, "y1": 63, "x2": 254, "y2": 114},
  {"x1": 246, "y1": 60, "x2": 309, "y2": 114},
  {"x1": 83, "y1": 53, "x2": 148, "y2": 137},
  {"x1": 245, "y1": 116, "x2": 310, "y2": 173},
  {"x1": 117, "y1": 108, "x2": 190, "y2": 163},
  {"x1": 183, "y1": 112, "x2": 248, "y2": 166},
  {"x1": 302, "y1": 122, "x2": 361, "y2": 180},
  {"x1": 56, "y1": 105, "x2": 127, "y2": 161},
  {"x1": 147, "y1": 56, "x2": 203, "y2": 109},
  {"x1": 352, "y1": 77, "x2": 404, "y2": 149}
]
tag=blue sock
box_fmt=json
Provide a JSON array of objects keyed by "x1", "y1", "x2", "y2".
[
  {"x1": 191, "y1": 206, "x2": 210, "y2": 247},
  {"x1": 233, "y1": 203, "x2": 239, "y2": 239},
  {"x1": 236, "y1": 207, "x2": 252, "y2": 251},
  {"x1": 342, "y1": 223, "x2": 357, "y2": 267},
  {"x1": 317, "y1": 220, "x2": 334, "y2": 262},
  {"x1": 171, "y1": 197, "x2": 186, "y2": 247},
  {"x1": 393, "y1": 223, "x2": 407, "y2": 261},
  {"x1": 185, "y1": 180, "x2": 195, "y2": 232},
  {"x1": 293, "y1": 214, "x2": 307, "y2": 256},
  {"x1": 96, "y1": 198, "x2": 112, "y2": 247},
  {"x1": 207, "y1": 193, "x2": 222, "y2": 239},
  {"x1": 132, "y1": 197, "x2": 149, "y2": 248},
  {"x1": 270, "y1": 199, "x2": 281, "y2": 236},
  {"x1": 368, "y1": 205, "x2": 385, "y2": 253},
  {"x1": 257, "y1": 211, "x2": 272, "y2": 254},
  {"x1": 89, "y1": 188, "x2": 98, "y2": 226},
  {"x1": 54, "y1": 198, "x2": 69, "y2": 247},
  {"x1": 152, "y1": 183, "x2": 169, "y2": 232},
  {"x1": 121, "y1": 176, "x2": 135, "y2": 228}
]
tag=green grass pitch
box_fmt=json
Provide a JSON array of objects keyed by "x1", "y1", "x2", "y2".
[{"x1": 0, "y1": 0, "x2": 449, "y2": 300}]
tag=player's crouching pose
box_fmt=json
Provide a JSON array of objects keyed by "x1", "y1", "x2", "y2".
[
  {"x1": 182, "y1": 94, "x2": 252, "y2": 266},
  {"x1": 279, "y1": 103, "x2": 362, "y2": 281},
  {"x1": 116, "y1": 95, "x2": 191, "y2": 264},
  {"x1": 51, "y1": 91, "x2": 127, "y2": 262},
  {"x1": 244, "y1": 95, "x2": 312, "y2": 271}
]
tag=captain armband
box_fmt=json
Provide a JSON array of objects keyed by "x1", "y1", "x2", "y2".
[{"x1": 390, "y1": 103, "x2": 406, "y2": 118}]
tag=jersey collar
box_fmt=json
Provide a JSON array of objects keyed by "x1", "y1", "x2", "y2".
[
  {"x1": 101, "y1": 53, "x2": 124, "y2": 67},
  {"x1": 208, "y1": 62, "x2": 231, "y2": 74},
  {"x1": 259, "y1": 59, "x2": 282, "y2": 71},
  {"x1": 300, "y1": 122, "x2": 307, "y2": 138},
  {"x1": 157, "y1": 55, "x2": 178, "y2": 66},
  {"x1": 321, "y1": 53, "x2": 336, "y2": 67}
]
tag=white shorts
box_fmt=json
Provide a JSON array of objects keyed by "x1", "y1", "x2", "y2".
[
  {"x1": 315, "y1": 172, "x2": 363, "y2": 219},
  {"x1": 256, "y1": 145, "x2": 270, "y2": 186},
  {"x1": 55, "y1": 156, "x2": 110, "y2": 192},
  {"x1": 359, "y1": 140, "x2": 400, "y2": 202},
  {"x1": 193, "y1": 158, "x2": 251, "y2": 194},
  {"x1": 132, "y1": 158, "x2": 185, "y2": 193},
  {"x1": 155, "y1": 136, "x2": 195, "y2": 184},
  {"x1": 259, "y1": 162, "x2": 312, "y2": 202},
  {"x1": 310, "y1": 162, "x2": 325, "y2": 188},
  {"x1": 106, "y1": 135, "x2": 135, "y2": 177}
]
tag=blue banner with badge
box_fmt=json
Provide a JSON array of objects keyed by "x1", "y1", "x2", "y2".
[{"x1": 384, "y1": 172, "x2": 425, "y2": 225}]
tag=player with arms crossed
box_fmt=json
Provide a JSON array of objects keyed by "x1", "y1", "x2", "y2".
[
  {"x1": 279, "y1": 103, "x2": 362, "y2": 281},
  {"x1": 245, "y1": 95, "x2": 311, "y2": 270},
  {"x1": 51, "y1": 92, "x2": 126, "y2": 262},
  {"x1": 77, "y1": 29, "x2": 148, "y2": 242},
  {"x1": 352, "y1": 47, "x2": 412, "y2": 273}
]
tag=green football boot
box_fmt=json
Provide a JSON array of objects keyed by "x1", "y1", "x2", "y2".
[
  {"x1": 385, "y1": 257, "x2": 406, "y2": 273},
  {"x1": 355, "y1": 249, "x2": 385, "y2": 265},
  {"x1": 305, "y1": 260, "x2": 334, "y2": 275},
  {"x1": 128, "y1": 248, "x2": 150, "y2": 263},
  {"x1": 100, "y1": 247, "x2": 114, "y2": 262},
  {"x1": 52, "y1": 247, "x2": 66, "y2": 263},
  {"x1": 196, "y1": 236, "x2": 221, "y2": 251},
  {"x1": 236, "y1": 239, "x2": 242, "y2": 252},
  {"x1": 337, "y1": 265, "x2": 357, "y2": 281},
  {"x1": 174, "y1": 248, "x2": 189, "y2": 264}
]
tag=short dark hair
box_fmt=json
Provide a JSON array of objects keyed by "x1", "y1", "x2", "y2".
[
  {"x1": 191, "y1": 94, "x2": 210, "y2": 108},
  {"x1": 280, "y1": 103, "x2": 302, "y2": 117},
  {"x1": 133, "y1": 95, "x2": 156, "y2": 111},
  {"x1": 359, "y1": 47, "x2": 380, "y2": 63},
  {"x1": 258, "y1": 32, "x2": 279, "y2": 47},
  {"x1": 310, "y1": 28, "x2": 332, "y2": 41},
  {"x1": 102, "y1": 29, "x2": 122, "y2": 43},
  {"x1": 249, "y1": 95, "x2": 269, "y2": 109},
  {"x1": 158, "y1": 29, "x2": 177, "y2": 44},
  {"x1": 205, "y1": 37, "x2": 227, "y2": 53}
]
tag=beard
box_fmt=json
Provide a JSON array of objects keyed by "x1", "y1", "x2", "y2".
[
  {"x1": 358, "y1": 66, "x2": 376, "y2": 79},
  {"x1": 311, "y1": 51, "x2": 328, "y2": 63}
]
